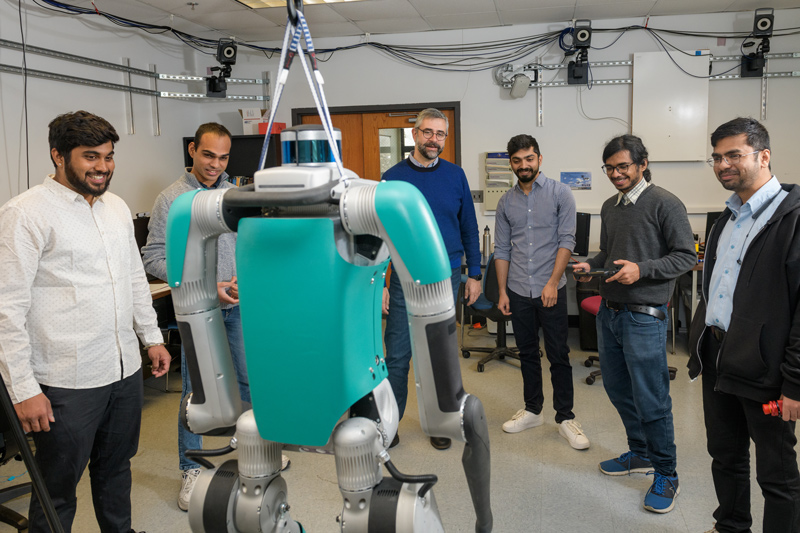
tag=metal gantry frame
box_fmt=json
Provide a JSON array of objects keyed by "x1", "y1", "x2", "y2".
[
  {"x1": 0, "y1": 38, "x2": 270, "y2": 135},
  {"x1": 500, "y1": 52, "x2": 800, "y2": 126}
]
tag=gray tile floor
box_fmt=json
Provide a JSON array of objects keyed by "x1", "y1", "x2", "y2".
[{"x1": 0, "y1": 327, "x2": 776, "y2": 532}]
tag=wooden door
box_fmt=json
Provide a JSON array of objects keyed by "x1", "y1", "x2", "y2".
[{"x1": 300, "y1": 108, "x2": 456, "y2": 181}]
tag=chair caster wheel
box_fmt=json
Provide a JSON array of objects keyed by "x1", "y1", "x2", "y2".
[
  {"x1": 462, "y1": 351, "x2": 471, "y2": 359},
  {"x1": 477, "y1": 363, "x2": 485, "y2": 373},
  {"x1": 669, "y1": 371, "x2": 676, "y2": 380},
  {"x1": 585, "y1": 376, "x2": 595, "y2": 385},
  {"x1": 584, "y1": 359, "x2": 593, "y2": 367}
]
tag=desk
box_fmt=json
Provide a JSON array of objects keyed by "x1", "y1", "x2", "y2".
[{"x1": 149, "y1": 280, "x2": 170, "y2": 300}]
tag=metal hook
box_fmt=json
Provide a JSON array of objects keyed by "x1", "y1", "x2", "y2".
[{"x1": 286, "y1": 0, "x2": 303, "y2": 27}]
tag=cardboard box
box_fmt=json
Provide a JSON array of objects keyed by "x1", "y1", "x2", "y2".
[
  {"x1": 258, "y1": 122, "x2": 286, "y2": 135},
  {"x1": 239, "y1": 108, "x2": 268, "y2": 135}
]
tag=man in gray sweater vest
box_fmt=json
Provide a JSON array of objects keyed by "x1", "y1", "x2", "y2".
[
  {"x1": 142, "y1": 123, "x2": 287, "y2": 512},
  {"x1": 573, "y1": 134, "x2": 696, "y2": 514}
]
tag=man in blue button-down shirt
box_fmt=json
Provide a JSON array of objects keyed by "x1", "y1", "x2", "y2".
[
  {"x1": 689, "y1": 117, "x2": 800, "y2": 533},
  {"x1": 494, "y1": 134, "x2": 589, "y2": 451}
]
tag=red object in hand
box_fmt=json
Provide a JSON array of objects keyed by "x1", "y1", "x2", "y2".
[{"x1": 762, "y1": 400, "x2": 783, "y2": 416}]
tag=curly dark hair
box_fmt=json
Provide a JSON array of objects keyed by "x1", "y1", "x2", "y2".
[
  {"x1": 602, "y1": 134, "x2": 651, "y2": 182},
  {"x1": 507, "y1": 134, "x2": 540, "y2": 157},
  {"x1": 48, "y1": 111, "x2": 119, "y2": 167}
]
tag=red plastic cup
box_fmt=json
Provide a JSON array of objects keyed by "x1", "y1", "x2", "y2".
[{"x1": 762, "y1": 400, "x2": 783, "y2": 416}]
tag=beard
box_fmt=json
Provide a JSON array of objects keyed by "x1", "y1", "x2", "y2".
[
  {"x1": 65, "y1": 160, "x2": 112, "y2": 198},
  {"x1": 416, "y1": 140, "x2": 443, "y2": 161},
  {"x1": 514, "y1": 167, "x2": 537, "y2": 183}
]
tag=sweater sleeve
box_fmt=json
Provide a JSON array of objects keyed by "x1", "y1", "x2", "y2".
[
  {"x1": 141, "y1": 192, "x2": 170, "y2": 282},
  {"x1": 637, "y1": 194, "x2": 697, "y2": 280},
  {"x1": 459, "y1": 174, "x2": 481, "y2": 276}
]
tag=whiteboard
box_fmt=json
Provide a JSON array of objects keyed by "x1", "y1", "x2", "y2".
[{"x1": 632, "y1": 50, "x2": 710, "y2": 162}]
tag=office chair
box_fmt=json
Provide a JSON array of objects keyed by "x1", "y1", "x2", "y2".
[
  {"x1": 460, "y1": 254, "x2": 519, "y2": 373},
  {"x1": 581, "y1": 295, "x2": 677, "y2": 385},
  {"x1": 0, "y1": 410, "x2": 31, "y2": 531}
]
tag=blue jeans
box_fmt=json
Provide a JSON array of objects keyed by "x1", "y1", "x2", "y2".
[
  {"x1": 179, "y1": 305, "x2": 250, "y2": 471},
  {"x1": 596, "y1": 300, "x2": 676, "y2": 476},
  {"x1": 385, "y1": 267, "x2": 461, "y2": 420},
  {"x1": 507, "y1": 286, "x2": 574, "y2": 423}
]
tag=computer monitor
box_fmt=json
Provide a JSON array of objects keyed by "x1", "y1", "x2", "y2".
[
  {"x1": 705, "y1": 211, "x2": 723, "y2": 244},
  {"x1": 182, "y1": 134, "x2": 281, "y2": 179},
  {"x1": 574, "y1": 212, "x2": 590, "y2": 257}
]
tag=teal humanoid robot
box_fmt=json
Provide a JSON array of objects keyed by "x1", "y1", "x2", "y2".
[{"x1": 166, "y1": 125, "x2": 492, "y2": 532}]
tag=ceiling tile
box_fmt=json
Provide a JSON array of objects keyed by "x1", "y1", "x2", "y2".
[
  {"x1": 295, "y1": 21, "x2": 364, "y2": 37},
  {"x1": 409, "y1": 0, "x2": 497, "y2": 17},
  {"x1": 724, "y1": 0, "x2": 800, "y2": 11},
  {"x1": 329, "y1": 0, "x2": 422, "y2": 21},
  {"x1": 192, "y1": 10, "x2": 279, "y2": 30},
  {"x1": 573, "y1": 1, "x2": 656, "y2": 20},
  {"x1": 649, "y1": 0, "x2": 734, "y2": 16},
  {"x1": 137, "y1": 0, "x2": 245, "y2": 16},
  {"x1": 425, "y1": 12, "x2": 503, "y2": 31},
  {"x1": 496, "y1": 0, "x2": 576, "y2": 8},
  {"x1": 499, "y1": 7, "x2": 578, "y2": 26},
  {"x1": 355, "y1": 17, "x2": 431, "y2": 34},
  {"x1": 253, "y1": 6, "x2": 292, "y2": 24},
  {"x1": 241, "y1": 26, "x2": 292, "y2": 42}
]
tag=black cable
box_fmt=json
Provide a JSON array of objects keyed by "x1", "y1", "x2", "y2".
[{"x1": 19, "y1": 0, "x2": 30, "y2": 190}]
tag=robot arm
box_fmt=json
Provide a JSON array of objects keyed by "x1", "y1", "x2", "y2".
[
  {"x1": 165, "y1": 189, "x2": 259, "y2": 435},
  {"x1": 341, "y1": 180, "x2": 493, "y2": 533}
]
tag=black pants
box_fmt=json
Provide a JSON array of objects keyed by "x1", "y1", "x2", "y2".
[
  {"x1": 28, "y1": 369, "x2": 143, "y2": 533},
  {"x1": 507, "y1": 286, "x2": 574, "y2": 423},
  {"x1": 701, "y1": 333, "x2": 800, "y2": 533}
]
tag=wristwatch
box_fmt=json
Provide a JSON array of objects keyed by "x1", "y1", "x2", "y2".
[{"x1": 469, "y1": 274, "x2": 482, "y2": 281}]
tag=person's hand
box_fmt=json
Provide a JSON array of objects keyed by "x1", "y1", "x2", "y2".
[
  {"x1": 382, "y1": 287, "x2": 390, "y2": 315},
  {"x1": 464, "y1": 278, "x2": 481, "y2": 306},
  {"x1": 14, "y1": 393, "x2": 54, "y2": 433},
  {"x1": 218, "y1": 276, "x2": 239, "y2": 305},
  {"x1": 498, "y1": 292, "x2": 511, "y2": 316},
  {"x1": 781, "y1": 395, "x2": 800, "y2": 422},
  {"x1": 148, "y1": 345, "x2": 171, "y2": 378},
  {"x1": 541, "y1": 282, "x2": 558, "y2": 308},
  {"x1": 571, "y1": 262, "x2": 592, "y2": 283},
  {"x1": 606, "y1": 260, "x2": 640, "y2": 285}
]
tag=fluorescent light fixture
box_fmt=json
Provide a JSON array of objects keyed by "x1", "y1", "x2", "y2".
[
  {"x1": 510, "y1": 74, "x2": 530, "y2": 99},
  {"x1": 237, "y1": 0, "x2": 369, "y2": 8}
]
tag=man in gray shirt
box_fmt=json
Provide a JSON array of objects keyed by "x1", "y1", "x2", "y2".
[
  {"x1": 494, "y1": 134, "x2": 589, "y2": 451},
  {"x1": 142, "y1": 123, "x2": 287, "y2": 512},
  {"x1": 573, "y1": 134, "x2": 695, "y2": 514}
]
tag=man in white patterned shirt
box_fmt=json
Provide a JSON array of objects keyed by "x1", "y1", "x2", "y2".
[{"x1": 0, "y1": 111, "x2": 170, "y2": 533}]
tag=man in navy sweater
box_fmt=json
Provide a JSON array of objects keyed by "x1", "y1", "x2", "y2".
[{"x1": 382, "y1": 108, "x2": 481, "y2": 451}]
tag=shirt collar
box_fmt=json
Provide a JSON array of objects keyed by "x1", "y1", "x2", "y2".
[
  {"x1": 184, "y1": 168, "x2": 228, "y2": 189},
  {"x1": 615, "y1": 176, "x2": 649, "y2": 206},
  {"x1": 725, "y1": 175, "x2": 781, "y2": 219},
  {"x1": 408, "y1": 153, "x2": 438, "y2": 168},
  {"x1": 45, "y1": 174, "x2": 106, "y2": 204}
]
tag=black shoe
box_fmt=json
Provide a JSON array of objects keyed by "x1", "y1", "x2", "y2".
[
  {"x1": 390, "y1": 432, "x2": 400, "y2": 448},
  {"x1": 430, "y1": 437, "x2": 451, "y2": 450}
]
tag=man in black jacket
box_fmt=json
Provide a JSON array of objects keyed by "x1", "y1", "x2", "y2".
[{"x1": 689, "y1": 117, "x2": 800, "y2": 533}]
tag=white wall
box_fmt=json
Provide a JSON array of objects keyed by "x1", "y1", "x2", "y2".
[{"x1": 2, "y1": 2, "x2": 800, "y2": 243}]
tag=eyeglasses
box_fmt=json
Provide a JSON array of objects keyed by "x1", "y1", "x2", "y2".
[
  {"x1": 706, "y1": 151, "x2": 760, "y2": 167},
  {"x1": 416, "y1": 128, "x2": 447, "y2": 141},
  {"x1": 601, "y1": 162, "x2": 635, "y2": 175}
]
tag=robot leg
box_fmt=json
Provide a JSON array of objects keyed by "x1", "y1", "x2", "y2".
[
  {"x1": 333, "y1": 417, "x2": 443, "y2": 532},
  {"x1": 188, "y1": 410, "x2": 303, "y2": 533}
]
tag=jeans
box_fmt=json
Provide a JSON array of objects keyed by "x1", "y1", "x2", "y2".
[
  {"x1": 596, "y1": 300, "x2": 676, "y2": 476},
  {"x1": 701, "y1": 332, "x2": 800, "y2": 533},
  {"x1": 28, "y1": 370, "x2": 143, "y2": 533},
  {"x1": 179, "y1": 305, "x2": 250, "y2": 471},
  {"x1": 507, "y1": 286, "x2": 574, "y2": 423},
  {"x1": 385, "y1": 267, "x2": 461, "y2": 419}
]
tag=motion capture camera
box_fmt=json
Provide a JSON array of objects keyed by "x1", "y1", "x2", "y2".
[
  {"x1": 753, "y1": 8, "x2": 774, "y2": 38},
  {"x1": 573, "y1": 20, "x2": 592, "y2": 49},
  {"x1": 216, "y1": 39, "x2": 238, "y2": 65}
]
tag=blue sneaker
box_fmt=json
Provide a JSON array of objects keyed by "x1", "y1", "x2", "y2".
[
  {"x1": 599, "y1": 451, "x2": 652, "y2": 476},
  {"x1": 643, "y1": 472, "x2": 680, "y2": 513}
]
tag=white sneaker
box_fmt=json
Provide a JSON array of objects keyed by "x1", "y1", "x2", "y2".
[
  {"x1": 502, "y1": 409, "x2": 543, "y2": 433},
  {"x1": 559, "y1": 419, "x2": 590, "y2": 450},
  {"x1": 281, "y1": 454, "x2": 291, "y2": 471},
  {"x1": 178, "y1": 468, "x2": 201, "y2": 511}
]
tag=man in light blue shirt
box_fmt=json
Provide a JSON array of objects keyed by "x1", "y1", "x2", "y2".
[
  {"x1": 494, "y1": 134, "x2": 589, "y2": 450},
  {"x1": 689, "y1": 117, "x2": 800, "y2": 533}
]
